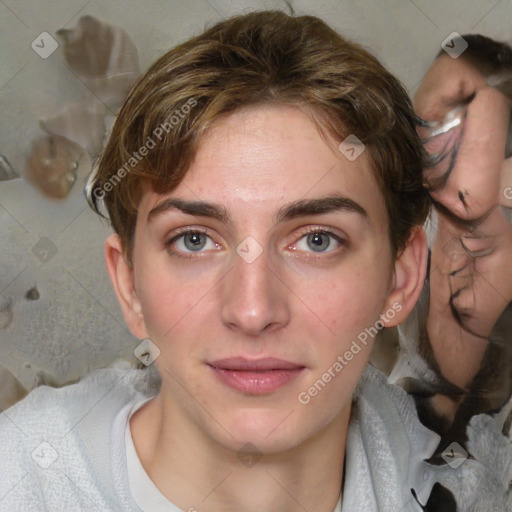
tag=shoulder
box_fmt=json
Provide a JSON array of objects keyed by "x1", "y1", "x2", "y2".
[
  {"x1": 350, "y1": 363, "x2": 441, "y2": 468},
  {"x1": 351, "y1": 364, "x2": 511, "y2": 512},
  {"x1": 354, "y1": 363, "x2": 422, "y2": 427},
  {"x1": 0, "y1": 366, "x2": 157, "y2": 510},
  {"x1": 1, "y1": 366, "x2": 154, "y2": 431},
  {"x1": 0, "y1": 365, "x2": 155, "y2": 448}
]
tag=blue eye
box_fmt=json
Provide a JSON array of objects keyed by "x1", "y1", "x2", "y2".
[
  {"x1": 166, "y1": 227, "x2": 346, "y2": 258},
  {"x1": 295, "y1": 230, "x2": 344, "y2": 253},
  {"x1": 167, "y1": 229, "x2": 217, "y2": 255}
]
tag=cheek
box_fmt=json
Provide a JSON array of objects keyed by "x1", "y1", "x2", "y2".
[
  {"x1": 136, "y1": 261, "x2": 216, "y2": 338},
  {"x1": 293, "y1": 253, "x2": 392, "y2": 344}
]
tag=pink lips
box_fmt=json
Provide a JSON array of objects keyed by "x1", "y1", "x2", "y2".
[{"x1": 208, "y1": 357, "x2": 305, "y2": 394}]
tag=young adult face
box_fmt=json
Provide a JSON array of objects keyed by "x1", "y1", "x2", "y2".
[{"x1": 105, "y1": 105, "x2": 426, "y2": 455}]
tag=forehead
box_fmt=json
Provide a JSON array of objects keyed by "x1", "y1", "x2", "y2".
[{"x1": 137, "y1": 105, "x2": 387, "y2": 228}]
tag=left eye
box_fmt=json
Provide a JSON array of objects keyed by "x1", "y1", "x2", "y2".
[
  {"x1": 295, "y1": 231, "x2": 343, "y2": 253},
  {"x1": 169, "y1": 230, "x2": 217, "y2": 253}
]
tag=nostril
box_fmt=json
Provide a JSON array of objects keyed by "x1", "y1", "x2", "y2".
[{"x1": 458, "y1": 190, "x2": 467, "y2": 207}]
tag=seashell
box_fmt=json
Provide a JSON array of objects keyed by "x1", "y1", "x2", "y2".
[
  {"x1": 56, "y1": 15, "x2": 140, "y2": 111},
  {"x1": 26, "y1": 134, "x2": 86, "y2": 199},
  {"x1": 41, "y1": 99, "x2": 106, "y2": 157},
  {"x1": 82, "y1": 71, "x2": 140, "y2": 112},
  {"x1": 57, "y1": 15, "x2": 115, "y2": 78},
  {"x1": 0, "y1": 154, "x2": 19, "y2": 181}
]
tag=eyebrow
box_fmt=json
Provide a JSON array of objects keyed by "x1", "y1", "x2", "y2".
[
  {"x1": 147, "y1": 198, "x2": 231, "y2": 225},
  {"x1": 276, "y1": 195, "x2": 367, "y2": 222},
  {"x1": 146, "y1": 194, "x2": 368, "y2": 225}
]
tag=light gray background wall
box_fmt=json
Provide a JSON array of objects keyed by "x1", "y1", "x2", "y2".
[{"x1": 0, "y1": 0, "x2": 510, "y2": 388}]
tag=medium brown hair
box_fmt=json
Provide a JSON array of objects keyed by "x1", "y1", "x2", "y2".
[{"x1": 87, "y1": 10, "x2": 430, "y2": 266}]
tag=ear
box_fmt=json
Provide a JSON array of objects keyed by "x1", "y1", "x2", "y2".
[
  {"x1": 381, "y1": 226, "x2": 428, "y2": 327},
  {"x1": 104, "y1": 233, "x2": 149, "y2": 339}
]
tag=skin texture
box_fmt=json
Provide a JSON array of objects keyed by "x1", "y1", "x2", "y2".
[
  {"x1": 414, "y1": 54, "x2": 511, "y2": 221},
  {"x1": 414, "y1": 55, "x2": 512, "y2": 427},
  {"x1": 428, "y1": 209, "x2": 512, "y2": 387},
  {"x1": 104, "y1": 105, "x2": 427, "y2": 512}
]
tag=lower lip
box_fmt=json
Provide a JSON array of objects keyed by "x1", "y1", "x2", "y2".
[{"x1": 209, "y1": 366, "x2": 304, "y2": 394}]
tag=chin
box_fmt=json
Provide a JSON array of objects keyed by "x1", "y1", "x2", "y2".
[{"x1": 212, "y1": 409, "x2": 315, "y2": 455}]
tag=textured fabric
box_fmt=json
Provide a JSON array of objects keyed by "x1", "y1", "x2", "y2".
[{"x1": 0, "y1": 363, "x2": 506, "y2": 511}]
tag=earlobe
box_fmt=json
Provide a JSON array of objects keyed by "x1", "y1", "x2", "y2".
[
  {"x1": 104, "y1": 233, "x2": 148, "y2": 339},
  {"x1": 382, "y1": 227, "x2": 428, "y2": 327}
]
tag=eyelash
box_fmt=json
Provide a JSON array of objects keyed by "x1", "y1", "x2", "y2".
[
  {"x1": 165, "y1": 228, "x2": 213, "y2": 259},
  {"x1": 164, "y1": 227, "x2": 348, "y2": 259},
  {"x1": 291, "y1": 227, "x2": 348, "y2": 256}
]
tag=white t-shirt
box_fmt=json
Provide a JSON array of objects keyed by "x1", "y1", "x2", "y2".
[{"x1": 124, "y1": 397, "x2": 342, "y2": 511}]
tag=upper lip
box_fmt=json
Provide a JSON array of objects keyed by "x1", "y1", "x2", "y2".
[{"x1": 208, "y1": 357, "x2": 304, "y2": 371}]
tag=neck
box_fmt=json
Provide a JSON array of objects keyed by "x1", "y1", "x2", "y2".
[{"x1": 130, "y1": 393, "x2": 350, "y2": 512}]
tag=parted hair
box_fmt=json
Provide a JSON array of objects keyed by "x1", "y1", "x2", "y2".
[{"x1": 87, "y1": 10, "x2": 430, "y2": 266}]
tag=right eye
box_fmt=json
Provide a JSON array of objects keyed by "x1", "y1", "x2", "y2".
[{"x1": 165, "y1": 228, "x2": 221, "y2": 257}]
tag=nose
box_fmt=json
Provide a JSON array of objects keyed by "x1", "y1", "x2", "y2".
[
  {"x1": 220, "y1": 244, "x2": 290, "y2": 337},
  {"x1": 429, "y1": 169, "x2": 501, "y2": 221},
  {"x1": 429, "y1": 181, "x2": 471, "y2": 220}
]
